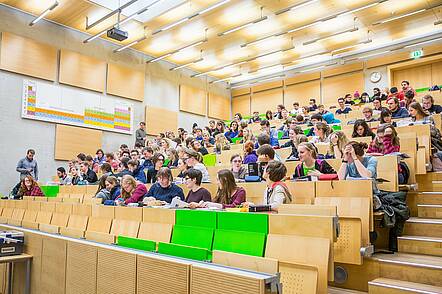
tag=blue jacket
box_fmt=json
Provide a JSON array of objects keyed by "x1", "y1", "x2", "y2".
[
  {"x1": 335, "y1": 107, "x2": 352, "y2": 115},
  {"x1": 269, "y1": 128, "x2": 279, "y2": 147},
  {"x1": 132, "y1": 166, "x2": 147, "y2": 184},
  {"x1": 145, "y1": 183, "x2": 184, "y2": 203},
  {"x1": 391, "y1": 107, "x2": 409, "y2": 119}
]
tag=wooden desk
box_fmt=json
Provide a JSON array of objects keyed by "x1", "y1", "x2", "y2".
[{"x1": 0, "y1": 253, "x2": 32, "y2": 294}]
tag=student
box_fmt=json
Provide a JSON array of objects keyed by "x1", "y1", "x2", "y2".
[
  {"x1": 306, "y1": 113, "x2": 323, "y2": 137},
  {"x1": 130, "y1": 149, "x2": 140, "y2": 161},
  {"x1": 118, "y1": 175, "x2": 147, "y2": 205},
  {"x1": 380, "y1": 109, "x2": 397, "y2": 127},
  {"x1": 100, "y1": 163, "x2": 113, "y2": 177},
  {"x1": 399, "y1": 80, "x2": 416, "y2": 97},
  {"x1": 360, "y1": 92, "x2": 371, "y2": 103},
  {"x1": 362, "y1": 107, "x2": 377, "y2": 122},
  {"x1": 128, "y1": 160, "x2": 147, "y2": 184},
  {"x1": 338, "y1": 141, "x2": 378, "y2": 192},
  {"x1": 194, "y1": 128, "x2": 204, "y2": 141},
  {"x1": 16, "y1": 149, "x2": 38, "y2": 180},
  {"x1": 214, "y1": 134, "x2": 231, "y2": 153},
  {"x1": 249, "y1": 111, "x2": 262, "y2": 123},
  {"x1": 308, "y1": 99, "x2": 318, "y2": 111},
  {"x1": 141, "y1": 147, "x2": 154, "y2": 169},
  {"x1": 243, "y1": 141, "x2": 258, "y2": 164},
  {"x1": 260, "y1": 120, "x2": 279, "y2": 147},
  {"x1": 115, "y1": 157, "x2": 132, "y2": 179},
  {"x1": 212, "y1": 121, "x2": 225, "y2": 137},
  {"x1": 257, "y1": 144, "x2": 276, "y2": 164},
  {"x1": 166, "y1": 148, "x2": 179, "y2": 167},
  {"x1": 372, "y1": 97, "x2": 386, "y2": 115},
  {"x1": 144, "y1": 168, "x2": 184, "y2": 203},
  {"x1": 422, "y1": 94, "x2": 442, "y2": 114},
  {"x1": 241, "y1": 128, "x2": 255, "y2": 143},
  {"x1": 344, "y1": 94, "x2": 355, "y2": 105},
  {"x1": 70, "y1": 166, "x2": 81, "y2": 185},
  {"x1": 201, "y1": 169, "x2": 246, "y2": 208},
  {"x1": 77, "y1": 152, "x2": 87, "y2": 164},
  {"x1": 230, "y1": 154, "x2": 247, "y2": 180},
  {"x1": 335, "y1": 98, "x2": 352, "y2": 114},
  {"x1": 281, "y1": 131, "x2": 308, "y2": 160},
  {"x1": 95, "y1": 174, "x2": 110, "y2": 201},
  {"x1": 293, "y1": 142, "x2": 336, "y2": 178},
  {"x1": 310, "y1": 122, "x2": 331, "y2": 144},
  {"x1": 183, "y1": 168, "x2": 212, "y2": 207},
  {"x1": 224, "y1": 121, "x2": 239, "y2": 141},
  {"x1": 389, "y1": 86, "x2": 404, "y2": 101},
  {"x1": 329, "y1": 131, "x2": 349, "y2": 159},
  {"x1": 183, "y1": 148, "x2": 210, "y2": 182},
  {"x1": 403, "y1": 90, "x2": 415, "y2": 109},
  {"x1": 265, "y1": 110, "x2": 273, "y2": 121},
  {"x1": 94, "y1": 149, "x2": 106, "y2": 166},
  {"x1": 57, "y1": 167, "x2": 72, "y2": 185},
  {"x1": 352, "y1": 120, "x2": 375, "y2": 139},
  {"x1": 208, "y1": 120, "x2": 217, "y2": 135},
  {"x1": 317, "y1": 104, "x2": 328, "y2": 115},
  {"x1": 233, "y1": 113, "x2": 243, "y2": 123},
  {"x1": 135, "y1": 122, "x2": 146, "y2": 146},
  {"x1": 367, "y1": 124, "x2": 400, "y2": 154},
  {"x1": 146, "y1": 153, "x2": 165, "y2": 183},
  {"x1": 263, "y1": 161, "x2": 293, "y2": 210},
  {"x1": 17, "y1": 175, "x2": 44, "y2": 197},
  {"x1": 106, "y1": 176, "x2": 121, "y2": 201},
  {"x1": 408, "y1": 102, "x2": 434, "y2": 125},
  {"x1": 274, "y1": 104, "x2": 285, "y2": 119},
  {"x1": 105, "y1": 152, "x2": 120, "y2": 172},
  {"x1": 202, "y1": 130, "x2": 214, "y2": 148},
  {"x1": 387, "y1": 97, "x2": 409, "y2": 118},
  {"x1": 191, "y1": 140, "x2": 209, "y2": 156},
  {"x1": 291, "y1": 102, "x2": 303, "y2": 116},
  {"x1": 80, "y1": 162, "x2": 98, "y2": 184}
]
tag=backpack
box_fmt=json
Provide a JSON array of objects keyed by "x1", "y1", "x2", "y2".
[{"x1": 398, "y1": 161, "x2": 410, "y2": 185}]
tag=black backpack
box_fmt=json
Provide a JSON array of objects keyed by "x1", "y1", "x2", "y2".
[{"x1": 398, "y1": 161, "x2": 410, "y2": 185}]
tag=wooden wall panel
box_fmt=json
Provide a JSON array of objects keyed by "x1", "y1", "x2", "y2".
[
  {"x1": 322, "y1": 71, "x2": 364, "y2": 106},
  {"x1": 284, "y1": 80, "x2": 320, "y2": 109},
  {"x1": 251, "y1": 88, "x2": 283, "y2": 114},
  {"x1": 209, "y1": 93, "x2": 230, "y2": 120},
  {"x1": 107, "y1": 63, "x2": 145, "y2": 101},
  {"x1": 322, "y1": 62, "x2": 363, "y2": 78},
  {"x1": 66, "y1": 241, "x2": 97, "y2": 294},
  {"x1": 145, "y1": 106, "x2": 178, "y2": 135},
  {"x1": 41, "y1": 237, "x2": 67, "y2": 294},
  {"x1": 232, "y1": 87, "x2": 250, "y2": 97},
  {"x1": 285, "y1": 72, "x2": 320, "y2": 86},
  {"x1": 97, "y1": 248, "x2": 136, "y2": 294},
  {"x1": 232, "y1": 95, "x2": 250, "y2": 117},
  {"x1": 252, "y1": 80, "x2": 283, "y2": 92},
  {"x1": 392, "y1": 64, "x2": 432, "y2": 90},
  {"x1": 59, "y1": 49, "x2": 106, "y2": 92},
  {"x1": 55, "y1": 124, "x2": 102, "y2": 161},
  {"x1": 0, "y1": 32, "x2": 57, "y2": 81},
  {"x1": 431, "y1": 61, "x2": 442, "y2": 85},
  {"x1": 179, "y1": 84, "x2": 207, "y2": 116}
]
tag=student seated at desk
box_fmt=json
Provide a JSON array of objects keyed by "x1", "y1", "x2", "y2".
[
  {"x1": 263, "y1": 161, "x2": 292, "y2": 210},
  {"x1": 337, "y1": 141, "x2": 378, "y2": 193},
  {"x1": 191, "y1": 139, "x2": 209, "y2": 156},
  {"x1": 183, "y1": 149, "x2": 210, "y2": 182},
  {"x1": 80, "y1": 161, "x2": 98, "y2": 184},
  {"x1": 146, "y1": 153, "x2": 165, "y2": 183},
  {"x1": 367, "y1": 124, "x2": 400, "y2": 155},
  {"x1": 198, "y1": 169, "x2": 246, "y2": 209},
  {"x1": 293, "y1": 142, "x2": 336, "y2": 178},
  {"x1": 17, "y1": 175, "x2": 44, "y2": 197},
  {"x1": 144, "y1": 168, "x2": 184, "y2": 203},
  {"x1": 184, "y1": 168, "x2": 212, "y2": 208},
  {"x1": 408, "y1": 102, "x2": 435, "y2": 125},
  {"x1": 118, "y1": 175, "x2": 147, "y2": 205},
  {"x1": 224, "y1": 121, "x2": 239, "y2": 142},
  {"x1": 329, "y1": 131, "x2": 349, "y2": 159},
  {"x1": 422, "y1": 94, "x2": 442, "y2": 114},
  {"x1": 95, "y1": 175, "x2": 120, "y2": 201},
  {"x1": 230, "y1": 154, "x2": 247, "y2": 180},
  {"x1": 380, "y1": 109, "x2": 397, "y2": 127},
  {"x1": 243, "y1": 141, "x2": 258, "y2": 164},
  {"x1": 352, "y1": 120, "x2": 375, "y2": 140},
  {"x1": 128, "y1": 160, "x2": 147, "y2": 184},
  {"x1": 310, "y1": 122, "x2": 331, "y2": 144},
  {"x1": 281, "y1": 131, "x2": 308, "y2": 160}
]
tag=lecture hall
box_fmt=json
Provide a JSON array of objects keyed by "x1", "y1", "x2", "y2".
[{"x1": 0, "y1": 0, "x2": 442, "y2": 293}]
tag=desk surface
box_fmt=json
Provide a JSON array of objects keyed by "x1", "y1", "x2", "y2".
[{"x1": 0, "y1": 253, "x2": 32, "y2": 264}]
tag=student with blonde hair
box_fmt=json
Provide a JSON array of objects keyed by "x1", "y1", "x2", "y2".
[
  {"x1": 293, "y1": 142, "x2": 336, "y2": 178},
  {"x1": 119, "y1": 175, "x2": 147, "y2": 204},
  {"x1": 183, "y1": 148, "x2": 210, "y2": 182}
]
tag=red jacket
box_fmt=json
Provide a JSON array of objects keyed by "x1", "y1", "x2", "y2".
[
  {"x1": 23, "y1": 186, "x2": 44, "y2": 197},
  {"x1": 124, "y1": 183, "x2": 147, "y2": 204},
  {"x1": 367, "y1": 135, "x2": 400, "y2": 154},
  {"x1": 222, "y1": 187, "x2": 246, "y2": 208}
]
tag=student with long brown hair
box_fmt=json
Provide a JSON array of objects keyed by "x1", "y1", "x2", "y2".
[
  {"x1": 200, "y1": 169, "x2": 246, "y2": 209},
  {"x1": 118, "y1": 175, "x2": 147, "y2": 204},
  {"x1": 367, "y1": 124, "x2": 400, "y2": 155},
  {"x1": 17, "y1": 175, "x2": 44, "y2": 197},
  {"x1": 408, "y1": 102, "x2": 434, "y2": 125}
]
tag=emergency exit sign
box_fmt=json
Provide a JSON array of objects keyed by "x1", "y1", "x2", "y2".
[{"x1": 411, "y1": 49, "x2": 424, "y2": 59}]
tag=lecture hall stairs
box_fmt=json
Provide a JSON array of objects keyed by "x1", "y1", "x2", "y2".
[{"x1": 367, "y1": 172, "x2": 442, "y2": 293}]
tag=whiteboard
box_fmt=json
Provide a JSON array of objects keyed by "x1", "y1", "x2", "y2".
[{"x1": 22, "y1": 79, "x2": 134, "y2": 134}]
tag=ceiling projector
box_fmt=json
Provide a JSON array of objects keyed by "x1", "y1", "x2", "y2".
[{"x1": 107, "y1": 27, "x2": 128, "y2": 41}]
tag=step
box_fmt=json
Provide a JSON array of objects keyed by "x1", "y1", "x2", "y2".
[
  {"x1": 398, "y1": 235, "x2": 442, "y2": 257},
  {"x1": 404, "y1": 218, "x2": 442, "y2": 238},
  {"x1": 368, "y1": 278, "x2": 442, "y2": 293},
  {"x1": 371, "y1": 253, "x2": 442, "y2": 287},
  {"x1": 418, "y1": 205, "x2": 442, "y2": 219},
  {"x1": 328, "y1": 286, "x2": 367, "y2": 293},
  {"x1": 418, "y1": 193, "x2": 442, "y2": 205}
]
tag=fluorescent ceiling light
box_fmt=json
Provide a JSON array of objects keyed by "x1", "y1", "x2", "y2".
[
  {"x1": 29, "y1": 1, "x2": 59, "y2": 26},
  {"x1": 340, "y1": 1, "x2": 384, "y2": 16},
  {"x1": 331, "y1": 39, "x2": 372, "y2": 54},
  {"x1": 241, "y1": 32, "x2": 285, "y2": 48},
  {"x1": 372, "y1": 9, "x2": 426, "y2": 25},
  {"x1": 114, "y1": 36, "x2": 146, "y2": 52},
  {"x1": 170, "y1": 58, "x2": 204, "y2": 71},
  {"x1": 254, "y1": 75, "x2": 286, "y2": 84},
  {"x1": 288, "y1": 50, "x2": 330, "y2": 64},
  {"x1": 84, "y1": 0, "x2": 163, "y2": 43},
  {"x1": 175, "y1": 39, "x2": 206, "y2": 52},
  {"x1": 192, "y1": 70, "x2": 212, "y2": 78},
  {"x1": 86, "y1": 0, "x2": 138, "y2": 30},
  {"x1": 249, "y1": 64, "x2": 283, "y2": 74},
  {"x1": 218, "y1": 16, "x2": 268, "y2": 36},
  {"x1": 275, "y1": 0, "x2": 319, "y2": 15},
  {"x1": 148, "y1": 52, "x2": 172, "y2": 63},
  {"x1": 303, "y1": 27, "x2": 359, "y2": 46},
  {"x1": 211, "y1": 73, "x2": 242, "y2": 84},
  {"x1": 299, "y1": 65, "x2": 325, "y2": 73},
  {"x1": 198, "y1": 0, "x2": 230, "y2": 15},
  {"x1": 404, "y1": 37, "x2": 442, "y2": 48},
  {"x1": 358, "y1": 50, "x2": 391, "y2": 59}
]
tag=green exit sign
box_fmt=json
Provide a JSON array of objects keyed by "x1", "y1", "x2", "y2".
[{"x1": 411, "y1": 49, "x2": 424, "y2": 59}]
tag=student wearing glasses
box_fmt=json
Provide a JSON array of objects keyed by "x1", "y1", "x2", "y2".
[
  {"x1": 230, "y1": 154, "x2": 247, "y2": 180},
  {"x1": 146, "y1": 153, "x2": 165, "y2": 183},
  {"x1": 144, "y1": 168, "x2": 184, "y2": 203},
  {"x1": 183, "y1": 168, "x2": 212, "y2": 208}
]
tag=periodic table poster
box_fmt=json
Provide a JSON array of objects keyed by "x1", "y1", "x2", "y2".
[{"x1": 22, "y1": 79, "x2": 134, "y2": 134}]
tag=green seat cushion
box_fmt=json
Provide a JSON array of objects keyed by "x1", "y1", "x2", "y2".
[
  {"x1": 171, "y1": 225, "x2": 214, "y2": 251},
  {"x1": 116, "y1": 236, "x2": 156, "y2": 252},
  {"x1": 212, "y1": 229, "x2": 266, "y2": 257},
  {"x1": 175, "y1": 210, "x2": 217, "y2": 228},
  {"x1": 203, "y1": 154, "x2": 217, "y2": 167},
  {"x1": 231, "y1": 137, "x2": 243, "y2": 144},
  {"x1": 40, "y1": 185, "x2": 59, "y2": 197},
  {"x1": 217, "y1": 211, "x2": 268, "y2": 234},
  {"x1": 158, "y1": 242, "x2": 210, "y2": 261}
]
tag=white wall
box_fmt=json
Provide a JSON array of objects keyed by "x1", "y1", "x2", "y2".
[
  {"x1": 0, "y1": 5, "x2": 228, "y2": 194},
  {"x1": 364, "y1": 66, "x2": 389, "y2": 95}
]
